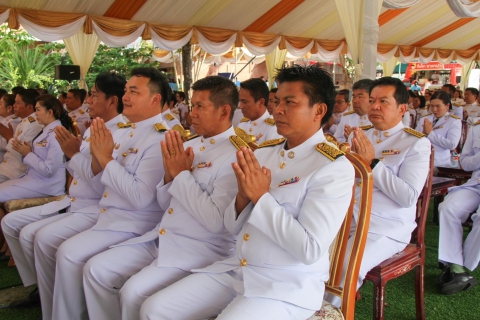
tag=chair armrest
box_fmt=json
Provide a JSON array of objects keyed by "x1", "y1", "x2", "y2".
[{"x1": 5, "y1": 194, "x2": 67, "y2": 212}]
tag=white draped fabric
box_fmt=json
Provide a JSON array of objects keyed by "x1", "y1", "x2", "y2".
[
  {"x1": 460, "y1": 61, "x2": 475, "y2": 90},
  {"x1": 19, "y1": 15, "x2": 85, "y2": 42},
  {"x1": 241, "y1": 47, "x2": 266, "y2": 64},
  {"x1": 152, "y1": 52, "x2": 173, "y2": 63},
  {"x1": 92, "y1": 21, "x2": 145, "y2": 47},
  {"x1": 418, "y1": 50, "x2": 436, "y2": 63},
  {"x1": 313, "y1": 43, "x2": 345, "y2": 62},
  {"x1": 285, "y1": 40, "x2": 313, "y2": 58},
  {"x1": 436, "y1": 51, "x2": 455, "y2": 64},
  {"x1": 382, "y1": 56, "x2": 398, "y2": 77},
  {"x1": 398, "y1": 49, "x2": 416, "y2": 63},
  {"x1": 151, "y1": 29, "x2": 192, "y2": 51},
  {"x1": 243, "y1": 36, "x2": 282, "y2": 56},
  {"x1": 382, "y1": 0, "x2": 420, "y2": 9},
  {"x1": 265, "y1": 48, "x2": 287, "y2": 89},
  {"x1": 0, "y1": 9, "x2": 9, "y2": 25},
  {"x1": 446, "y1": 0, "x2": 480, "y2": 17},
  {"x1": 64, "y1": 26, "x2": 101, "y2": 89},
  {"x1": 197, "y1": 31, "x2": 236, "y2": 55},
  {"x1": 362, "y1": 0, "x2": 383, "y2": 79},
  {"x1": 377, "y1": 46, "x2": 397, "y2": 62}
]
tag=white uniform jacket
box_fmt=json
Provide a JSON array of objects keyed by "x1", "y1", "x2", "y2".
[
  {"x1": 451, "y1": 105, "x2": 464, "y2": 121},
  {"x1": 161, "y1": 109, "x2": 181, "y2": 128},
  {"x1": 448, "y1": 118, "x2": 480, "y2": 195},
  {"x1": 416, "y1": 112, "x2": 461, "y2": 167},
  {"x1": 237, "y1": 110, "x2": 281, "y2": 143},
  {"x1": 0, "y1": 113, "x2": 43, "y2": 179},
  {"x1": 0, "y1": 115, "x2": 21, "y2": 162},
  {"x1": 334, "y1": 111, "x2": 371, "y2": 143},
  {"x1": 114, "y1": 127, "x2": 240, "y2": 271},
  {"x1": 12, "y1": 120, "x2": 66, "y2": 196},
  {"x1": 464, "y1": 102, "x2": 480, "y2": 125},
  {"x1": 195, "y1": 129, "x2": 355, "y2": 311},
  {"x1": 90, "y1": 114, "x2": 169, "y2": 236},
  {"x1": 351, "y1": 123, "x2": 431, "y2": 243},
  {"x1": 327, "y1": 109, "x2": 351, "y2": 134},
  {"x1": 69, "y1": 105, "x2": 90, "y2": 136}
]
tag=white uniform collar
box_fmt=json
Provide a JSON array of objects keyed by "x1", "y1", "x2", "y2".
[
  {"x1": 43, "y1": 119, "x2": 60, "y2": 133},
  {"x1": 106, "y1": 114, "x2": 125, "y2": 131},
  {"x1": 130, "y1": 113, "x2": 165, "y2": 131},
  {"x1": 280, "y1": 129, "x2": 326, "y2": 161},
  {"x1": 198, "y1": 126, "x2": 236, "y2": 153},
  {"x1": 372, "y1": 121, "x2": 404, "y2": 144},
  {"x1": 248, "y1": 110, "x2": 270, "y2": 125}
]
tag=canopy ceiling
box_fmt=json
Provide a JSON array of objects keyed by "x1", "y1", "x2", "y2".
[{"x1": 0, "y1": 0, "x2": 479, "y2": 63}]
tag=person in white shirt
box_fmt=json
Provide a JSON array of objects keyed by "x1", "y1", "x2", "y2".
[
  {"x1": 442, "y1": 84, "x2": 463, "y2": 120},
  {"x1": 66, "y1": 89, "x2": 90, "y2": 136},
  {"x1": 267, "y1": 88, "x2": 278, "y2": 115},
  {"x1": 324, "y1": 89, "x2": 351, "y2": 134},
  {"x1": 175, "y1": 91, "x2": 189, "y2": 125},
  {"x1": 0, "y1": 94, "x2": 21, "y2": 162},
  {"x1": 463, "y1": 88, "x2": 479, "y2": 125}
]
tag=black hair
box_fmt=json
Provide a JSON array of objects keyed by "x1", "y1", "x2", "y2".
[
  {"x1": 36, "y1": 88, "x2": 49, "y2": 95},
  {"x1": 414, "y1": 95, "x2": 426, "y2": 109},
  {"x1": 192, "y1": 76, "x2": 239, "y2": 120},
  {"x1": 270, "y1": 88, "x2": 278, "y2": 93},
  {"x1": 337, "y1": 89, "x2": 350, "y2": 102},
  {"x1": 465, "y1": 87, "x2": 479, "y2": 98},
  {"x1": 68, "y1": 89, "x2": 84, "y2": 103},
  {"x1": 352, "y1": 79, "x2": 373, "y2": 92},
  {"x1": 36, "y1": 94, "x2": 74, "y2": 133},
  {"x1": 431, "y1": 90, "x2": 451, "y2": 108},
  {"x1": 11, "y1": 86, "x2": 25, "y2": 96},
  {"x1": 442, "y1": 84, "x2": 456, "y2": 95},
  {"x1": 275, "y1": 65, "x2": 335, "y2": 125},
  {"x1": 369, "y1": 77, "x2": 409, "y2": 105},
  {"x1": 95, "y1": 72, "x2": 127, "y2": 114},
  {"x1": 0, "y1": 89, "x2": 7, "y2": 98},
  {"x1": 176, "y1": 91, "x2": 186, "y2": 101},
  {"x1": 130, "y1": 67, "x2": 171, "y2": 107},
  {"x1": 408, "y1": 90, "x2": 416, "y2": 98},
  {"x1": 2, "y1": 94, "x2": 15, "y2": 108},
  {"x1": 17, "y1": 89, "x2": 39, "y2": 109},
  {"x1": 59, "y1": 92, "x2": 67, "y2": 99},
  {"x1": 240, "y1": 78, "x2": 269, "y2": 105}
]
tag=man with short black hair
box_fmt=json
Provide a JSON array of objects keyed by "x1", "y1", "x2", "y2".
[
  {"x1": 443, "y1": 84, "x2": 463, "y2": 120},
  {"x1": 267, "y1": 88, "x2": 278, "y2": 115},
  {"x1": 324, "y1": 89, "x2": 351, "y2": 134},
  {"x1": 0, "y1": 93, "x2": 21, "y2": 162},
  {"x1": 237, "y1": 78, "x2": 281, "y2": 142},
  {"x1": 66, "y1": 89, "x2": 90, "y2": 136},
  {"x1": 464, "y1": 87, "x2": 479, "y2": 124}
]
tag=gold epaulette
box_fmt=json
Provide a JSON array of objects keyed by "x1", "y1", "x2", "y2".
[
  {"x1": 28, "y1": 116, "x2": 35, "y2": 123},
  {"x1": 172, "y1": 109, "x2": 179, "y2": 114},
  {"x1": 185, "y1": 134, "x2": 199, "y2": 141},
  {"x1": 229, "y1": 135, "x2": 250, "y2": 150},
  {"x1": 240, "y1": 117, "x2": 249, "y2": 123},
  {"x1": 234, "y1": 127, "x2": 256, "y2": 143},
  {"x1": 360, "y1": 125, "x2": 374, "y2": 130},
  {"x1": 344, "y1": 110, "x2": 355, "y2": 116},
  {"x1": 421, "y1": 113, "x2": 432, "y2": 118},
  {"x1": 79, "y1": 109, "x2": 85, "y2": 114},
  {"x1": 450, "y1": 114, "x2": 460, "y2": 120},
  {"x1": 315, "y1": 143, "x2": 344, "y2": 161},
  {"x1": 11, "y1": 116, "x2": 18, "y2": 119},
  {"x1": 473, "y1": 120, "x2": 480, "y2": 126},
  {"x1": 154, "y1": 123, "x2": 167, "y2": 132},
  {"x1": 117, "y1": 122, "x2": 132, "y2": 129},
  {"x1": 258, "y1": 138, "x2": 286, "y2": 148},
  {"x1": 171, "y1": 124, "x2": 195, "y2": 141},
  {"x1": 164, "y1": 113, "x2": 175, "y2": 121},
  {"x1": 404, "y1": 127, "x2": 426, "y2": 138},
  {"x1": 264, "y1": 118, "x2": 275, "y2": 126}
]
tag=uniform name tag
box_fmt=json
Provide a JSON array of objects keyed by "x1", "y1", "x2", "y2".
[
  {"x1": 381, "y1": 149, "x2": 400, "y2": 155},
  {"x1": 197, "y1": 162, "x2": 212, "y2": 168},
  {"x1": 127, "y1": 148, "x2": 138, "y2": 154},
  {"x1": 36, "y1": 140, "x2": 48, "y2": 147}
]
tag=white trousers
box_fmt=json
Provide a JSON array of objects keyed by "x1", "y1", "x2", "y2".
[
  {"x1": 438, "y1": 188, "x2": 480, "y2": 266},
  {"x1": 324, "y1": 233, "x2": 406, "y2": 307},
  {"x1": 0, "y1": 173, "x2": 9, "y2": 183},
  {"x1": 120, "y1": 259, "x2": 190, "y2": 320},
  {"x1": 0, "y1": 183, "x2": 51, "y2": 202},
  {"x1": 140, "y1": 271, "x2": 315, "y2": 320},
  {"x1": 1, "y1": 207, "x2": 67, "y2": 286},
  {"x1": 464, "y1": 212, "x2": 480, "y2": 270},
  {"x1": 83, "y1": 241, "x2": 157, "y2": 320},
  {"x1": 34, "y1": 212, "x2": 99, "y2": 320},
  {"x1": 52, "y1": 229, "x2": 136, "y2": 320}
]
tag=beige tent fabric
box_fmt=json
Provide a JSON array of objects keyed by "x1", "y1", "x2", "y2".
[
  {"x1": 382, "y1": 56, "x2": 398, "y2": 77},
  {"x1": 265, "y1": 48, "x2": 287, "y2": 89}
]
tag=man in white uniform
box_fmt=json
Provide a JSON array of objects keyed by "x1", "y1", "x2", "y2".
[
  {"x1": 442, "y1": 84, "x2": 463, "y2": 120},
  {"x1": 437, "y1": 117, "x2": 480, "y2": 295},
  {"x1": 0, "y1": 89, "x2": 42, "y2": 183},
  {"x1": 161, "y1": 95, "x2": 181, "y2": 128},
  {"x1": 33, "y1": 67, "x2": 171, "y2": 320},
  {"x1": 175, "y1": 91, "x2": 189, "y2": 125},
  {"x1": 1, "y1": 72, "x2": 127, "y2": 309},
  {"x1": 334, "y1": 79, "x2": 373, "y2": 143},
  {"x1": 463, "y1": 88, "x2": 479, "y2": 125},
  {"x1": 0, "y1": 93, "x2": 21, "y2": 162},
  {"x1": 139, "y1": 65, "x2": 355, "y2": 320},
  {"x1": 237, "y1": 78, "x2": 281, "y2": 143},
  {"x1": 324, "y1": 89, "x2": 350, "y2": 134},
  {"x1": 83, "y1": 76, "x2": 244, "y2": 320},
  {"x1": 327, "y1": 76, "x2": 431, "y2": 307},
  {"x1": 66, "y1": 89, "x2": 90, "y2": 136}
]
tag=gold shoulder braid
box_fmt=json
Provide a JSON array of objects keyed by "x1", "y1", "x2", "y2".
[
  {"x1": 315, "y1": 143, "x2": 345, "y2": 161},
  {"x1": 234, "y1": 127, "x2": 256, "y2": 144},
  {"x1": 404, "y1": 127, "x2": 426, "y2": 138},
  {"x1": 117, "y1": 122, "x2": 132, "y2": 129},
  {"x1": 258, "y1": 138, "x2": 286, "y2": 148},
  {"x1": 264, "y1": 118, "x2": 275, "y2": 126},
  {"x1": 360, "y1": 125, "x2": 374, "y2": 130},
  {"x1": 185, "y1": 134, "x2": 199, "y2": 141},
  {"x1": 154, "y1": 123, "x2": 167, "y2": 132},
  {"x1": 229, "y1": 135, "x2": 250, "y2": 150},
  {"x1": 473, "y1": 120, "x2": 480, "y2": 126},
  {"x1": 343, "y1": 110, "x2": 355, "y2": 116},
  {"x1": 79, "y1": 109, "x2": 85, "y2": 114},
  {"x1": 450, "y1": 114, "x2": 460, "y2": 120},
  {"x1": 28, "y1": 116, "x2": 36, "y2": 123},
  {"x1": 240, "y1": 117, "x2": 249, "y2": 123},
  {"x1": 164, "y1": 113, "x2": 175, "y2": 121}
]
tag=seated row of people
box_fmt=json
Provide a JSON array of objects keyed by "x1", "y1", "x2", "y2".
[{"x1": 1, "y1": 67, "x2": 434, "y2": 320}]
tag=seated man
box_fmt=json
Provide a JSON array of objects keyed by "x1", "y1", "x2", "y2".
[
  {"x1": 83, "y1": 76, "x2": 243, "y2": 320},
  {"x1": 323, "y1": 89, "x2": 350, "y2": 134},
  {"x1": 1, "y1": 72, "x2": 126, "y2": 305},
  {"x1": 442, "y1": 84, "x2": 463, "y2": 120},
  {"x1": 267, "y1": 88, "x2": 278, "y2": 115},
  {"x1": 66, "y1": 89, "x2": 90, "y2": 136},
  {"x1": 334, "y1": 79, "x2": 372, "y2": 143},
  {"x1": 175, "y1": 91, "x2": 189, "y2": 125},
  {"x1": 437, "y1": 117, "x2": 480, "y2": 294},
  {"x1": 33, "y1": 67, "x2": 170, "y2": 320},
  {"x1": 327, "y1": 77, "x2": 431, "y2": 306},
  {"x1": 463, "y1": 87, "x2": 479, "y2": 125},
  {"x1": 138, "y1": 65, "x2": 355, "y2": 320},
  {"x1": 0, "y1": 89, "x2": 42, "y2": 183},
  {"x1": 0, "y1": 93, "x2": 21, "y2": 162},
  {"x1": 161, "y1": 97, "x2": 181, "y2": 128},
  {"x1": 237, "y1": 78, "x2": 281, "y2": 143}
]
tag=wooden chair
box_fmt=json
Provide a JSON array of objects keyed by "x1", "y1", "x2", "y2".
[
  {"x1": 410, "y1": 113, "x2": 416, "y2": 129},
  {"x1": 456, "y1": 120, "x2": 468, "y2": 153},
  {"x1": 324, "y1": 133, "x2": 339, "y2": 148},
  {"x1": 363, "y1": 145, "x2": 434, "y2": 320}
]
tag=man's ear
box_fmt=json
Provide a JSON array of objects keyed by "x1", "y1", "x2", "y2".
[{"x1": 314, "y1": 103, "x2": 327, "y2": 122}]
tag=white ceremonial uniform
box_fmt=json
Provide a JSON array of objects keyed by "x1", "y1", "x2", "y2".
[
  {"x1": 416, "y1": 112, "x2": 461, "y2": 167},
  {"x1": 452, "y1": 105, "x2": 464, "y2": 121},
  {"x1": 34, "y1": 114, "x2": 168, "y2": 320},
  {"x1": 0, "y1": 113, "x2": 43, "y2": 182},
  {"x1": 327, "y1": 109, "x2": 351, "y2": 134},
  {"x1": 0, "y1": 120, "x2": 65, "y2": 202},
  {"x1": 0, "y1": 114, "x2": 21, "y2": 162},
  {"x1": 334, "y1": 111, "x2": 371, "y2": 143},
  {"x1": 176, "y1": 101, "x2": 189, "y2": 124},
  {"x1": 326, "y1": 122, "x2": 431, "y2": 307},
  {"x1": 237, "y1": 110, "x2": 281, "y2": 143},
  {"x1": 69, "y1": 105, "x2": 90, "y2": 136},
  {"x1": 231, "y1": 108, "x2": 244, "y2": 127},
  {"x1": 402, "y1": 112, "x2": 411, "y2": 127},
  {"x1": 464, "y1": 102, "x2": 480, "y2": 125},
  {"x1": 1, "y1": 115, "x2": 125, "y2": 288},
  {"x1": 83, "y1": 127, "x2": 241, "y2": 320},
  {"x1": 161, "y1": 109, "x2": 181, "y2": 128},
  {"x1": 439, "y1": 118, "x2": 480, "y2": 270},
  {"x1": 139, "y1": 129, "x2": 355, "y2": 320}
]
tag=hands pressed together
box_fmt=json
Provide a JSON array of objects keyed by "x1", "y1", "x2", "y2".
[
  {"x1": 11, "y1": 139, "x2": 31, "y2": 156},
  {"x1": 161, "y1": 130, "x2": 194, "y2": 184},
  {"x1": 352, "y1": 127, "x2": 375, "y2": 164}
]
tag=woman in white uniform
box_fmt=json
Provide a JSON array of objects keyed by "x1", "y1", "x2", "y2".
[
  {"x1": 0, "y1": 94, "x2": 74, "y2": 202},
  {"x1": 416, "y1": 90, "x2": 462, "y2": 167}
]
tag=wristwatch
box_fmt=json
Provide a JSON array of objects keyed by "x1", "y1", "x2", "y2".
[{"x1": 370, "y1": 158, "x2": 380, "y2": 169}]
